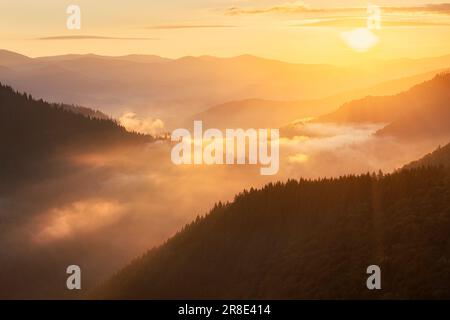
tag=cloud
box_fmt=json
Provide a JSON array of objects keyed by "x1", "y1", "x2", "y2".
[
  {"x1": 291, "y1": 18, "x2": 450, "y2": 28},
  {"x1": 1, "y1": 118, "x2": 438, "y2": 297},
  {"x1": 386, "y1": 3, "x2": 450, "y2": 14},
  {"x1": 225, "y1": 3, "x2": 450, "y2": 28},
  {"x1": 226, "y1": 4, "x2": 325, "y2": 15},
  {"x1": 288, "y1": 153, "x2": 309, "y2": 164},
  {"x1": 280, "y1": 122, "x2": 385, "y2": 152},
  {"x1": 33, "y1": 199, "x2": 125, "y2": 243},
  {"x1": 119, "y1": 112, "x2": 165, "y2": 135},
  {"x1": 225, "y1": 3, "x2": 450, "y2": 16},
  {"x1": 37, "y1": 35, "x2": 157, "y2": 40},
  {"x1": 146, "y1": 24, "x2": 237, "y2": 30}
]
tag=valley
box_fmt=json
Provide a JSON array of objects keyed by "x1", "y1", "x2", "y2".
[{"x1": 1, "y1": 50, "x2": 450, "y2": 299}]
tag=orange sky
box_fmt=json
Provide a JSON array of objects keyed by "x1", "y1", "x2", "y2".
[{"x1": 1, "y1": 1, "x2": 450, "y2": 64}]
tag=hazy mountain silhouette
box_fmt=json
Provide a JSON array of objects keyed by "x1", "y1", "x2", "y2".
[
  {"x1": 3, "y1": 49, "x2": 450, "y2": 300},
  {"x1": 0, "y1": 50, "x2": 364, "y2": 121},
  {"x1": 403, "y1": 142, "x2": 450, "y2": 170},
  {"x1": 316, "y1": 73, "x2": 450, "y2": 141},
  {"x1": 191, "y1": 69, "x2": 443, "y2": 129},
  {"x1": 34, "y1": 53, "x2": 172, "y2": 65},
  {"x1": 91, "y1": 145, "x2": 450, "y2": 299},
  {"x1": 191, "y1": 99, "x2": 309, "y2": 129},
  {"x1": 375, "y1": 75, "x2": 450, "y2": 140},
  {"x1": 3, "y1": 49, "x2": 450, "y2": 128},
  {"x1": 0, "y1": 49, "x2": 32, "y2": 66}
]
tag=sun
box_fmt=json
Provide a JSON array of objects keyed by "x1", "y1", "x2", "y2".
[{"x1": 340, "y1": 28, "x2": 379, "y2": 52}]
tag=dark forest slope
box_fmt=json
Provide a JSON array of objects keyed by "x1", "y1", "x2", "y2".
[
  {"x1": 0, "y1": 83, "x2": 150, "y2": 180},
  {"x1": 92, "y1": 164, "x2": 450, "y2": 299}
]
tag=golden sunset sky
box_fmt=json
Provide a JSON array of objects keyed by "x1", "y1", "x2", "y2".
[{"x1": 2, "y1": 0, "x2": 450, "y2": 64}]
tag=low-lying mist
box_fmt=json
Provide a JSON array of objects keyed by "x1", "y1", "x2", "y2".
[{"x1": 0, "y1": 122, "x2": 441, "y2": 298}]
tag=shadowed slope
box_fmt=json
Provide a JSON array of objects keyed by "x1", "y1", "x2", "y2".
[
  {"x1": 0, "y1": 83, "x2": 151, "y2": 182},
  {"x1": 92, "y1": 163, "x2": 450, "y2": 299}
]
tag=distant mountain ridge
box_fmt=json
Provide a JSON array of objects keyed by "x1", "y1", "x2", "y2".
[
  {"x1": 4, "y1": 49, "x2": 450, "y2": 128},
  {"x1": 33, "y1": 53, "x2": 172, "y2": 65},
  {"x1": 375, "y1": 74, "x2": 450, "y2": 140},
  {"x1": 192, "y1": 69, "x2": 443, "y2": 129},
  {"x1": 316, "y1": 73, "x2": 450, "y2": 141},
  {"x1": 0, "y1": 49, "x2": 32, "y2": 66}
]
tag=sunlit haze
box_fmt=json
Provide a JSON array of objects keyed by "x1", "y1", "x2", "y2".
[{"x1": 2, "y1": 1, "x2": 450, "y2": 64}]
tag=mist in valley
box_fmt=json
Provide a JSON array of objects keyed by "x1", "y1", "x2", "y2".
[{"x1": 0, "y1": 120, "x2": 440, "y2": 298}]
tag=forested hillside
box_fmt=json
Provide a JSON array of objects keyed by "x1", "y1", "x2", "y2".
[
  {"x1": 92, "y1": 163, "x2": 450, "y2": 299},
  {"x1": 0, "y1": 83, "x2": 150, "y2": 179},
  {"x1": 403, "y1": 142, "x2": 450, "y2": 169}
]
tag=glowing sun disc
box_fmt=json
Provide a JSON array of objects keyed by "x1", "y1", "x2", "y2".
[{"x1": 341, "y1": 28, "x2": 379, "y2": 52}]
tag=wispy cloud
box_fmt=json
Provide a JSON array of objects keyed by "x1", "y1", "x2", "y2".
[
  {"x1": 146, "y1": 24, "x2": 237, "y2": 30},
  {"x1": 225, "y1": 3, "x2": 369, "y2": 16},
  {"x1": 225, "y1": 3, "x2": 450, "y2": 16},
  {"x1": 225, "y1": 3, "x2": 450, "y2": 28},
  {"x1": 226, "y1": 4, "x2": 325, "y2": 16},
  {"x1": 291, "y1": 18, "x2": 450, "y2": 28},
  {"x1": 119, "y1": 112, "x2": 165, "y2": 136},
  {"x1": 37, "y1": 35, "x2": 157, "y2": 41},
  {"x1": 385, "y1": 3, "x2": 450, "y2": 14}
]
